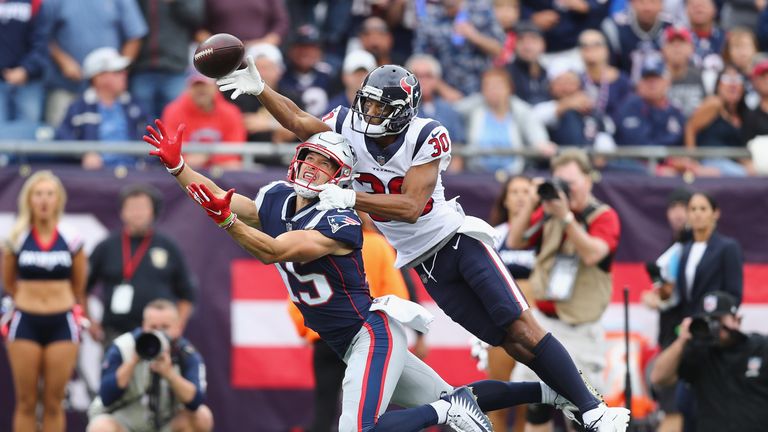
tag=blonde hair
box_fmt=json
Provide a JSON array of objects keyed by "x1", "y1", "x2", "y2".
[
  {"x1": 9, "y1": 170, "x2": 67, "y2": 245},
  {"x1": 551, "y1": 149, "x2": 593, "y2": 175}
]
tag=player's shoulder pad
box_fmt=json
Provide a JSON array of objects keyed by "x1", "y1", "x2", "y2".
[
  {"x1": 316, "y1": 208, "x2": 362, "y2": 235},
  {"x1": 255, "y1": 180, "x2": 291, "y2": 210},
  {"x1": 322, "y1": 105, "x2": 351, "y2": 134},
  {"x1": 412, "y1": 119, "x2": 450, "y2": 160}
]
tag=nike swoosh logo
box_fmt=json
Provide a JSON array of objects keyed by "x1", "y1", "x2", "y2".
[
  {"x1": 205, "y1": 208, "x2": 222, "y2": 216},
  {"x1": 452, "y1": 236, "x2": 461, "y2": 250},
  {"x1": 431, "y1": 130, "x2": 439, "y2": 138}
]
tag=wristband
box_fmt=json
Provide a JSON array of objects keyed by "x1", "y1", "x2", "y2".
[
  {"x1": 218, "y1": 212, "x2": 237, "y2": 230},
  {"x1": 561, "y1": 212, "x2": 575, "y2": 227},
  {"x1": 167, "y1": 157, "x2": 185, "y2": 177}
]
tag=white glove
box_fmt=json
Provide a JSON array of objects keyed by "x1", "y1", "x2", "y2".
[
  {"x1": 317, "y1": 184, "x2": 356, "y2": 211},
  {"x1": 469, "y1": 336, "x2": 489, "y2": 372},
  {"x1": 216, "y1": 55, "x2": 265, "y2": 99}
]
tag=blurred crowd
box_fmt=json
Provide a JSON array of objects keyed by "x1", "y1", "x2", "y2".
[{"x1": 4, "y1": 0, "x2": 768, "y2": 176}]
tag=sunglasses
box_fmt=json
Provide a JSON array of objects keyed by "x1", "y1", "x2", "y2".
[{"x1": 579, "y1": 41, "x2": 605, "y2": 48}]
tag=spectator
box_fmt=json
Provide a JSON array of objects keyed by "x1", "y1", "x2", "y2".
[
  {"x1": 578, "y1": 29, "x2": 633, "y2": 119},
  {"x1": 642, "y1": 187, "x2": 691, "y2": 432},
  {"x1": 87, "y1": 184, "x2": 196, "y2": 348},
  {"x1": 2, "y1": 171, "x2": 86, "y2": 432},
  {"x1": 536, "y1": 63, "x2": 615, "y2": 149},
  {"x1": 326, "y1": 50, "x2": 378, "y2": 112},
  {"x1": 721, "y1": 27, "x2": 760, "y2": 107},
  {"x1": 492, "y1": 0, "x2": 521, "y2": 67},
  {"x1": 131, "y1": 0, "x2": 205, "y2": 119},
  {"x1": 743, "y1": 59, "x2": 768, "y2": 141},
  {"x1": 405, "y1": 54, "x2": 467, "y2": 147},
  {"x1": 87, "y1": 299, "x2": 213, "y2": 432},
  {"x1": 286, "y1": 212, "x2": 416, "y2": 432},
  {"x1": 45, "y1": 0, "x2": 147, "y2": 127},
  {"x1": 650, "y1": 291, "x2": 768, "y2": 432},
  {"x1": 358, "y1": 16, "x2": 406, "y2": 67},
  {"x1": 757, "y1": 6, "x2": 768, "y2": 51},
  {"x1": 484, "y1": 175, "x2": 537, "y2": 432},
  {"x1": 55, "y1": 47, "x2": 150, "y2": 170},
  {"x1": 463, "y1": 68, "x2": 554, "y2": 174},
  {"x1": 506, "y1": 21, "x2": 550, "y2": 105},
  {"x1": 720, "y1": 0, "x2": 766, "y2": 30},
  {"x1": 686, "y1": 0, "x2": 725, "y2": 67},
  {"x1": 0, "y1": 0, "x2": 50, "y2": 138},
  {"x1": 662, "y1": 26, "x2": 707, "y2": 118},
  {"x1": 519, "y1": 0, "x2": 610, "y2": 61},
  {"x1": 612, "y1": 56, "x2": 686, "y2": 173},
  {"x1": 285, "y1": 0, "x2": 352, "y2": 65},
  {"x1": 601, "y1": 0, "x2": 673, "y2": 82},
  {"x1": 506, "y1": 150, "x2": 621, "y2": 431},
  {"x1": 414, "y1": 0, "x2": 505, "y2": 96},
  {"x1": 279, "y1": 24, "x2": 333, "y2": 118},
  {"x1": 230, "y1": 43, "x2": 296, "y2": 147},
  {"x1": 161, "y1": 71, "x2": 246, "y2": 170},
  {"x1": 675, "y1": 192, "x2": 743, "y2": 317},
  {"x1": 684, "y1": 66, "x2": 752, "y2": 176},
  {"x1": 200, "y1": 0, "x2": 288, "y2": 47}
]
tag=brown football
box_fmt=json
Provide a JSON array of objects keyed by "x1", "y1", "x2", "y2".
[{"x1": 193, "y1": 33, "x2": 244, "y2": 79}]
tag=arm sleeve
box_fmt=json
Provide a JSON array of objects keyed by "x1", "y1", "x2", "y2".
[
  {"x1": 168, "y1": 240, "x2": 196, "y2": 303},
  {"x1": 19, "y1": 2, "x2": 52, "y2": 79},
  {"x1": 412, "y1": 123, "x2": 452, "y2": 170},
  {"x1": 99, "y1": 345, "x2": 127, "y2": 406},
  {"x1": 722, "y1": 239, "x2": 744, "y2": 304},
  {"x1": 313, "y1": 210, "x2": 363, "y2": 249},
  {"x1": 515, "y1": 99, "x2": 550, "y2": 146},
  {"x1": 117, "y1": 0, "x2": 149, "y2": 40},
  {"x1": 179, "y1": 345, "x2": 206, "y2": 411}
]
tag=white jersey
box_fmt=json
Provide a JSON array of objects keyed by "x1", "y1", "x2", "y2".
[{"x1": 323, "y1": 105, "x2": 464, "y2": 268}]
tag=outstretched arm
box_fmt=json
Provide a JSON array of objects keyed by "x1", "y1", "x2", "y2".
[
  {"x1": 144, "y1": 120, "x2": 260, "y2": 226},
  {"x1": 187, "y1": 184, "x2": 351, "y2": 264},
  {"x1": 217, "y1": 56, "x2": 331, "y2": 141}
]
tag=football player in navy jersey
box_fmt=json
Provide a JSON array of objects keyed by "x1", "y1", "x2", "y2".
[
  {"x1": 147, "y1": 120, "x2": 579, "y2": 432},
  {"x1": 215, "y1": 56, "x2": 631, "y2": 431}
]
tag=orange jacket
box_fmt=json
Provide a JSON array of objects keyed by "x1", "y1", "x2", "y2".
[{"x1": 288, "y1": 230, "x2": 408, "y2": 342}]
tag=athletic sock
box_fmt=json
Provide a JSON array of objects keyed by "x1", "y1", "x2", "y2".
[{"x1": 469, "y1": 380, "x2": 542, "y2": 412}]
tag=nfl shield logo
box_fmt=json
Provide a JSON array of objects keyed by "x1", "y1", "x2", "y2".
[
  {"x1": 376, "y1": 155, "x2": 386, "y2": 165},
  {"x1": 746, "y1": 356, "x2": 762, "y2": 378},
  {"x1": 703, "y1": 295, "x2": 717, "y2": 313}
]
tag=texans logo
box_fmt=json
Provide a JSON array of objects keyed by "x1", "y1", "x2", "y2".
[{"x1": 400, "y1": 76, "x2": 418, "y2": 107}]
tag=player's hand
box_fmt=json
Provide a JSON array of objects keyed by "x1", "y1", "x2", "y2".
[
  {"x1": 217, "y1": 55, "x2": 265, "y2": 99},
  {"x1": 316, "y1": 184, "x2": 356, "y2": 211},
  {"x1": 187, "y1": 183, "x2": 238, "y2": 229},
  {"x1": 144, "y1": 119, "x2": 186, "y2": 175}
]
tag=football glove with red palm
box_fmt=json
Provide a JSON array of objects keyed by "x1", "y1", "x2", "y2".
[
  {"x1": 144, "y1": 119, "x2": 186, "y2": 176},
  {"x1": 187, "y1": 183, "x2": 238, "y2": 230}
]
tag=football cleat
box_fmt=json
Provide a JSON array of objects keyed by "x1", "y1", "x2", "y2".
[
  {"x1": 444, "y1": 386, "x2": 493, "y2": 432},
  {"x1": 584, "y1": 406, "x2": 631, "y2": 432}
]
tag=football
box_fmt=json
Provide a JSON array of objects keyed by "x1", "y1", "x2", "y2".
[{"x1": 193, "y1": 33, "x2": 244, "y2": 79}]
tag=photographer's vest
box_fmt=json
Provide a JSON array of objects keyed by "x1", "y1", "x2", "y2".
[
  {"x1": 530, "y1": 198, "x2": 613, "y2": 325},
  {"x1": 88, "y1": 332, "x2": 182, "y2": 426}
]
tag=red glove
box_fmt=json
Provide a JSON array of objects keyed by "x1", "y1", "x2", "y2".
[
  {"x1": 144, "y1": 119, "x2": 186, "y2": 176},
  {"x1": 187, "y1": 183, "x2": 238, "y2": 229}
]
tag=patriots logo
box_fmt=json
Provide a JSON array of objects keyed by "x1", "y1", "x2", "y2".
[{"x1": 327, "y1": 214, "x2": 360, "y2": 233}]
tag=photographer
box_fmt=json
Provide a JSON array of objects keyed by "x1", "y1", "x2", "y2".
[
  {"x1": 87, "y1": 300, "x2": 212, "y2": 432},
  {"x1": 651, "y1": 291, "x2": 768, "y2": 432},
  {"x1": 507, "y1": 149, "x2": 621, "y2": 429}
]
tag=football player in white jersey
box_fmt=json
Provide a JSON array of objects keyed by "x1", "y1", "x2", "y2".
[{"x1": 217, "y1": 57, "x2": 630, "y2": 432}]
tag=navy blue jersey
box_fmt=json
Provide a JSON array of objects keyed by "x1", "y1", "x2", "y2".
[
  {"x1": 11, "y1": 226, "x2": 82, "y2": 280},
  {"x1": 256, "y1": 182, "x2": 370, "y2": 356}
]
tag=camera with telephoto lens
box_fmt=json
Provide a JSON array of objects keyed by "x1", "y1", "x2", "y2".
[
  {"x1": 135, "y1": 330, "x2": 171, "y2": 360},
  {"x1": 689, "y1": 315, "x2": 721, "y2": 343},
  {"x1": 537, "y1": 178, "x2": 571, "y2": 201}
]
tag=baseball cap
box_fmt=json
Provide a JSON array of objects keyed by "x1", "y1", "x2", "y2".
[
  {"x1": 664, "y1": 26, "x2": 693, "y2": 44},
  {"x1": 343, "y1": 50, "x2": 377, "y2": 74},
  {"x1": 699, "y1": 291, "x2": 739, "y2": 317},
  {"x1": 752, "y1": 59, "x2": 768, "y2": 78},
  {"x1": 515, "y1": 21, "x2": 542, "y2": 37},
  {"x1": 247, "y1": 43, "x2": 285, "y2": 71},
  {"x1": 292, "y1": 24, "x2": 321, "y2": 46},
  {"x1": 640, "y1": 56, "x2": 666, "y2": 78},
  {"x1": 667, "y1": 187, "x2": 692, "y2": 207},
  {"x1": 83, "y1": 47, "x2": 130, "y2": 79},
  {"x1": 547, "y1": 59, "x2": 581, "y2": 81}
]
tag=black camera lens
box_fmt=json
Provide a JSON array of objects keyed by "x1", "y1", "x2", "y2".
[
  {"x1": 135, "y1": 331, "x2": 168, "y2": 360},
  {"x1": 537, "y1": 182, "x2": 559, "y2": 201}
]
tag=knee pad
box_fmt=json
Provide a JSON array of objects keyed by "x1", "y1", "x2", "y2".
[{"x1": 526, "y1": 403, "x2": 554, "y2": 425}]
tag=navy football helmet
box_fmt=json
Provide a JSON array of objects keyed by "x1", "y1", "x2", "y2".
[{"x1": 351, "y1": 65, "x2": 421, "y2": 137}]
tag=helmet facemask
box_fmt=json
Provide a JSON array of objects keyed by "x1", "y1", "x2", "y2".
[
  {"x1": 351, "y1": 85, "x2": 414, "y2": 137},
  {"x1": 287, "y1": 139, "x2": 355, "y2": 199}
]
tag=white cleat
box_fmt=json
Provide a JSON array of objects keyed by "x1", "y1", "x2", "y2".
[
  {"x1": 585, "y1": 406, "x2": 631, "y2": 432},
  {"x1": 552, "y1": 393, "x2": 580, "y2": 424},
  {"x1": 444, "y1": 386, "x2": 493, "y2": 432}
]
